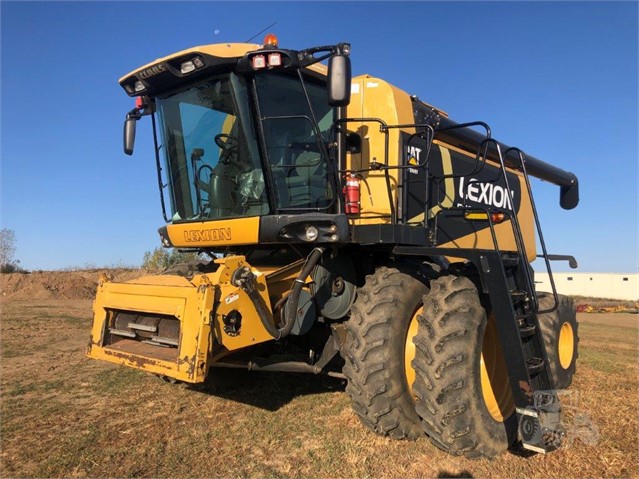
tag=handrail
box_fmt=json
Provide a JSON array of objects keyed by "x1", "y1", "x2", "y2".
[
  {"x1": 327, "y1": 115, "x2": 565, "y2": 319},
  {"x1": 435, "y1": 117, "x2": 579, "y2": 210},
  {"x1": 505, "y1": 147, "x2": 560, "y2": 314}
]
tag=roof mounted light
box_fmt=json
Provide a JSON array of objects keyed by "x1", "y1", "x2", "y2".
[
  {"x1": 251, "y1": 54, "x2": 266, "y2": 70},
  {"x1": 134, "y1": 81, "x2": 146, "y2": 93},
  {"x1": 180, "y1": 56, "x2": 205, "y2": 74},
  {"x1": 181, "y1": 61, "x2": 196, "y2": 74},
  {"x1": 267, "y1": 52, "x2": 282, "y2": 67},
  {"x1": 263, "y1": 33, "x2": 278, "y2": 48}
]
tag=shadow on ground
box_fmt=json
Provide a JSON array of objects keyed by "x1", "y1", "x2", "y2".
[
  {"x1": 184, "y1": 368, "x2": 346, "y2": 411},
  {"x1": 437, "y1": 471, "x2": 473, "y2": 478}
]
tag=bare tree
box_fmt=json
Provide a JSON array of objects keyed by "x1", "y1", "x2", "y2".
[
  {"x1": 141, "y1": 247, "x2": 199, "y2": 271},
  {"x1": 0, "y1": 228, "x2": 20, "y2": 273}
]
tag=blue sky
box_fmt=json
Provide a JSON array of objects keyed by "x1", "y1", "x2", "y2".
[{"x1": 1, "y1": 1, "x2": 637, "y2": 272}]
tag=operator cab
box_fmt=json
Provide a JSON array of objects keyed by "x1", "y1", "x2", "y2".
[{"x1": 121, "y1": 36, "x2": 351, "y2": 229}]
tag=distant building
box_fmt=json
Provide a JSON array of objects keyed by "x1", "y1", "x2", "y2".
[{"x1": 534, "y1": 272, "x2": 639, "y2": 301}]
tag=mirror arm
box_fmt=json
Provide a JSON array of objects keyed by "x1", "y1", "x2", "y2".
[
  {"x1": 298, "y1": 43, "x2": 351, "y2": 68},
  {"x1": 123, "y1": 98, "x2": 154, "y2": 156},
  {"x1": 127, "y1": 108, "x2": 143, "y2": 121}
]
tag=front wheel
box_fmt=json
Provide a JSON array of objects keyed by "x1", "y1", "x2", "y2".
[
  {"x1": 412, "y1": 275, "x2": 517, "y2": 458},
  {"x1": 342, "y1": 266, "x2": 429, "y2": 439}
]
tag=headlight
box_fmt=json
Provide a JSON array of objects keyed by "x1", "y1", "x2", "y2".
[{"x1": 304, "y1": 225, "x2": 319, "y2": 242}]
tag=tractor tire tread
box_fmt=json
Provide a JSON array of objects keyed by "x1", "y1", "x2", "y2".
[
  {"x1": 343, "y1": 266, "x2": 427, "y2": 440},
  {"x1": 412, "y1": 275, "x2": 516, "y2": 459}
]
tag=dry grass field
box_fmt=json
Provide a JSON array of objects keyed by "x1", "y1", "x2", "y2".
[{"x1": 1, "y1": 292, "x2": 637, "y2": 477}]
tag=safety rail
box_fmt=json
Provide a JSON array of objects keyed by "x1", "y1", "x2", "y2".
[
  {"x1": 330, "y1": 116, "x2": 560, "y2": 315},
  {"x1": 428, "y1": 122, "x2": 559, "y2": 316},
  {"x1": 330, "y1": 117, "x2": 435, "y2": 224},
  {"x1": 505, "y1": 147, "x2": 560, "y2": 315}
]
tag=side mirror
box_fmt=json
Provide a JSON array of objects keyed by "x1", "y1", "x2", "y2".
[
  {"x1": 328, "y1": 54, "x2": 351, "y2": 107},
  {"x1": 123, "y1": 114, "x2": 138, "y2": 156}
]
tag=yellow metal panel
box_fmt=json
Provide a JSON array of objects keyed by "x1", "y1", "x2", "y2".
[
  {"x1": 100, "y1": 290, "x2": 187, "y2": 318},
  {"x1": 213, "y1": 284, "x2": 274, "y2": 350},
  {"x1": 89, "y1": 347, "x2": 181, "y2": 378},
  {"x1": 208, "y1": 255, "x2": 275, "y2": 350},
  {"x1": 166, "y1": 216, "x2": 260, "y2": 248},
  {"x1": 124, "y1": 275, "x2": 194, "y2": 287},
  {"x1": 345, "y1": 76, "x2": 416, "y2": 226},
  {"x1": 88, "y1": 275, "x2": 215, "y2": 383}
]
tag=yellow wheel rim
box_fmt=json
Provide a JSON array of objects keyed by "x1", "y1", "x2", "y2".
[
  {"x1": 558, "y1": 322, "x2": 575, "y2": 369},
  {"x1": 480, "y1": 315, "x2": 515, "y2": 422},
  {"x1": 404, "y1": 306, "x2": 422, "y2": 398}
]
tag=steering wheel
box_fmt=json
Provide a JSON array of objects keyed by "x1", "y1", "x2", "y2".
[{"x1": 215, "y1": 133, "x2": 239, "y2": 151}]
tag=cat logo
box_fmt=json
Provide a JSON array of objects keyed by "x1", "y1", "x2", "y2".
[{"x1": 407, "y1": 145, "x2": 422, "y2": 174}]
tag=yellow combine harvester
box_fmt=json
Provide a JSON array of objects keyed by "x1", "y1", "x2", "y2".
[{"x1": 88, "y1": 35, "x2": 580, "y2": 457}]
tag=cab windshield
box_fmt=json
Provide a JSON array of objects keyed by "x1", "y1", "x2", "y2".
[
  {"x1": 255, "y1": 72, "x2": 334, "y2": 211},
  {"x1": 156, "y1": 74, "x2": 267, "y2": 221},
  {"x1": 155, "y1": 71, "x2": 335, "y2": 222}
]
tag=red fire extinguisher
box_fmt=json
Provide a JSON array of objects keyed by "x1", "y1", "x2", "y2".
[{"x1": 344, "y1": 173, "x2": 361, "y2": 214}]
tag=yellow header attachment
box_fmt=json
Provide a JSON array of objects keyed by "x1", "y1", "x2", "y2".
[{"x1": 87, "y1": 255, "x2": 276, "y2": 383}]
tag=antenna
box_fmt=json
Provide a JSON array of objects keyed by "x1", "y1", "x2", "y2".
[{"x1": 245, "y1": 21, "x2": 278, "y2": 43}]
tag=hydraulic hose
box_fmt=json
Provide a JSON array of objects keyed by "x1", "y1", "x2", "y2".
[{"x1": 232, "y1": 247, "x2": 324, "y2": 340}]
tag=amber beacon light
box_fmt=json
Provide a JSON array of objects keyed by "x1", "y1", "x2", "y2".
[{"x1": 263, "y1": 33, "x2": 278, "y2": 47}]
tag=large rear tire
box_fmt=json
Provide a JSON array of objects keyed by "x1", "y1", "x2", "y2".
[
  {"x1": 537, "y1": 293, "x2": 579, "y2": 389},
  {"x1": 342, "y1": 266, "x2": 428, "y2": 439},
  {"x1": 412, "y1": 275, "x2": 517, "y2": 458}
]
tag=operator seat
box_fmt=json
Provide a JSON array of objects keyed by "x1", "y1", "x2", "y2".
[{"x1": 285, "y1": 150, "x2": 329, "y2": 208}]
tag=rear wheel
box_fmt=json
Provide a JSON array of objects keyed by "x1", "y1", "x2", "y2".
[
  {"x1": 537, "y1": 293, "x2": 579, "y2": 389},
  {"x1": 412, "y1": 275, "x2": 517, "y2": 458},
  {"x1": 342, "y1": 266, "x2": 428, "y2": 439}
]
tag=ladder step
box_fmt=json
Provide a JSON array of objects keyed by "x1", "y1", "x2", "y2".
[
  {"x1": 519, "y1": 324, "x2": 536, "y2": 338},
  {"x1": 527, "y1": 357, "x2": 545, "y2": 375},
  {"x1": 510, "y1": 290, "x2": 528, "y2": 303},
  {"x1": 501, "y1": 255, "x2": 520, "y2": 267}
]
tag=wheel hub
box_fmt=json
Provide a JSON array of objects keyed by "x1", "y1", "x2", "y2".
[
  {"x1": 480, "y1": 315, "x2": 515, "y2": 422},
  {"x1": 404, "y1": 306, "x2": 422, "y2": 397},
  {"x1": 558, "y1": 321, "x2": 575, "y2": 369}
]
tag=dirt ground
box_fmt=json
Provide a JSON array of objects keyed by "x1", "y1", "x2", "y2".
[
  {"x1": 0, "y1": 274, "x2": 638, "y2": 478},
  {"x1": 0, "y1": 269, "x2": 145, "y2": 301}
]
